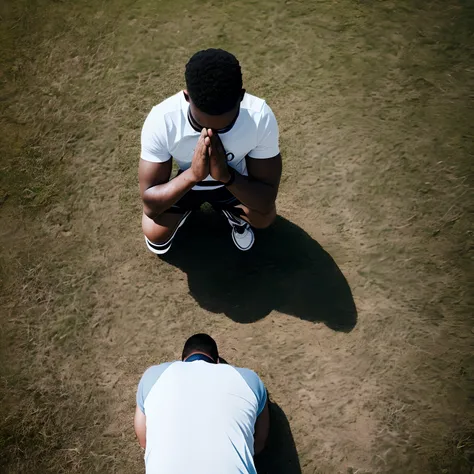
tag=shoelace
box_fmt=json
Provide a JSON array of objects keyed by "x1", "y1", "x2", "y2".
[
  {"x1": 223, "y1": 210, "x2": 248, "y2": 234},
  {"x1": 233, "y1": 223, "x2": 248, "y2": 234}
]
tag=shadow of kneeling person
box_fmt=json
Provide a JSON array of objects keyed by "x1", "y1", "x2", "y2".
[
  {"x1": 255, "y1": 400, "x2": 302, "y2": 474},
  {"x1": 161, "y1": 210, "x2": 357, "y2": 331}
]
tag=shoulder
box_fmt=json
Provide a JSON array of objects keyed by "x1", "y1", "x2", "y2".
[
  {"x1": 154, "y1": 91, "x2": 186, "y2": 114},
  {"x1": 232, "y1": 366, "x2": 267, "y2": 414},
  {"x1": 241, "y1": 93, "x2": 272, "y2": 117},
  {"x1": 241, "y1": 93, "x2": 278, "y2": 138},
  {"x1": 241, "y1": 93, "x2": 276, "y2": 118},
  {"x1": 142, "y1": 361, "x2": 175, "y2": 379},
  {"x1": 141, "y1": 92, "x2": 186, "y2": 151},
  {"x1": 241, "y1": 92, "x2": 266, "y2": 112},
  {"x1": 139, "y1": 362, "x2": 175, "y2": 389},
  {"x1": 232, "y1": 366, "x2": 266, "y2": 394},
  {"x1": 144, "y1": 91, "x2": 186, "y2": 125},
  {"x1": 136, "y1": 362, "x2": 176, "y2": 413},
  {"x1": 138, "y1": 362, "x2": 176, "y2": 393}
]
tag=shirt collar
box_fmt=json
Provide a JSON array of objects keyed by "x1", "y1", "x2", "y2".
[
  {"x1": 184, "y1": 353, "x2": 216, "y2": 364},
  {"x1": 187, "y1": 107, "x2": 240, "y2": 134}
]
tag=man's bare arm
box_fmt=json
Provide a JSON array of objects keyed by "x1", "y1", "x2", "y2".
[
  {"x1": 139, "y1": 159, "x2": 197, "y2": 219},
  {"x1": 207, "y1": 130, "x2": 281, "y2": 214},
  {"x1": 139, "y1": 129, "x2": 210, "y2": 219},
  {"x1": 227, "y1": 154, "x2": 282, "y2": 214},
  {"x1": 254, "y1": 399, "x2": 270, "y2": 455},
  {"x1": 134, "y1": 405, "x2": 147, "y2": 449}
]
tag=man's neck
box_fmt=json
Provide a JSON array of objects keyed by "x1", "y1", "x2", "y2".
[{"x1": 184, "y1": 352, "x2": 216, "y2": 364}]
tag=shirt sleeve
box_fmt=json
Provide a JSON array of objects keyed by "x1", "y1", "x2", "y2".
[
  {"x1": 140, "y1": 107, "x2": 172, "y2": 163},
  {"x1": 247, "y1": 103, "x2": 280, "y2": 160},
  {"x1": 136, "y1": 362, "x2": 174, "y2": 414},
  {"x1": 234, "y1": 367, "x2": 268, "y2": 416}
]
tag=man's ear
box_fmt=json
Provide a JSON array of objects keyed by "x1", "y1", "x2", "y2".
[
  {"x1": 183, "y1": 90, "x2": 190, "y2": 102},
  {"x1": 240, "y1": 89, "x2": 246, "y2": 101}
]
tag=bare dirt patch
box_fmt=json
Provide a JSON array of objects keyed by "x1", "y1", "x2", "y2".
[{"x1": 1, "y1": 0, "x2": 473, "y2": 473}]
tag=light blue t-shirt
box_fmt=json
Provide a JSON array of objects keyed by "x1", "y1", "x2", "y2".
[{"x1": 136, "y1": 360, "x2": 267, "y2": 474}]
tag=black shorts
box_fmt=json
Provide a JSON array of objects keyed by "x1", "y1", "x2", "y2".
[{"x1": 167, "y1": 186, "x2": 241, "y2": 214}]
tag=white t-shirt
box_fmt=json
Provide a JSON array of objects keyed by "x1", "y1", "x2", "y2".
[
  {"x1": 140, "y1": 91, "x2": 280, "y2": 190},
  {"x1": 136, "y1": 360, "x2": 267, "y2": 474}
]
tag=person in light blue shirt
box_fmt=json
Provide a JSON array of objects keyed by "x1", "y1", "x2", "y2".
[{"x1": 134, "y1": 333, "x2": 270, "y2": 474}]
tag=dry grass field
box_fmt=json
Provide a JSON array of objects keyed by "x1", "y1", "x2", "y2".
[{"x1": 1, "y1": 0, "x2": 473, "y2": 473}]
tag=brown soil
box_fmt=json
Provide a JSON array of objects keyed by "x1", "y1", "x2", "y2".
[{"x1": 1, "y1": 0, "x2": 473, "y2": 473}]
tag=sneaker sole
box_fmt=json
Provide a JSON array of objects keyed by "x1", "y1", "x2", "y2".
[
  {"x1": 222, "y1": 209, "x2": 255, "y2": 251},
  {"x1": 231, "y1": 231, "x2": 254, "y2": 251}
]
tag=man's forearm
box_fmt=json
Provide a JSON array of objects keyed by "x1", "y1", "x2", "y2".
[
  {"x1": 227, "y1": 171, "x2": 277, "y2": 214},
  {"x1": 142, "y1": 169, "x2": 197, "y2": 218}
]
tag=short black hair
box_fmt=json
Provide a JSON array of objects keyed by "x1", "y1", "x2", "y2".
[
  {"x1": 182, "y1": 333, "x2": 219, "y2": 361},
  {"x1": 185, "y1": 49, "x2": 243, "y2": 115}
]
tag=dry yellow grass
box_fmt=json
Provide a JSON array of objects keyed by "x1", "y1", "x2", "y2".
[{"x1": 1, "y1": 0, "x2": 473, "y2": 473}]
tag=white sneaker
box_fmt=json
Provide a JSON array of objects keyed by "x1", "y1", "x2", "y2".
[
  {"x1": 221, "y1": 209, "x2": 255, "y2": 251},
  {"x1": 144, "y1": 210, "x2": 192, "y2": 255}
]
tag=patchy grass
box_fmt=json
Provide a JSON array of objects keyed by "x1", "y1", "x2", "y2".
[{"x1": 1, "y1": 0, "x2": 473, "y2": 473}]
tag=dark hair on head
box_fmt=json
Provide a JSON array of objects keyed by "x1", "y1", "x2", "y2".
[
  {"x1": 182, "y1": 333, "x2": 219, "y2": 361},
  {"x1": 185, "y1": 49, "x2": 243, "y2": 115}
]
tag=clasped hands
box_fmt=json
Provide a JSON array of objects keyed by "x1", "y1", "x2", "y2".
[{"x1": 190, "y1": 129, "x2": 231, "y2": 183}]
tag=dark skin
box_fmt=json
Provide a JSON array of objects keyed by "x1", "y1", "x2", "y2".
[
  {"x1": 207, "y1": 128, "x2": 282, "y2": 213},
  {"x1": 139, "y1": 89, "x2": 282, "y2": 244}
]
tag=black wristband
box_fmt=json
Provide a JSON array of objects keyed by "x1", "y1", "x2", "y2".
[{"x1": 223, "y1": 167, "x2": 235, "y2": 187}]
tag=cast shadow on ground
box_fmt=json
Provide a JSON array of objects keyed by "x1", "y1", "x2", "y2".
[
  {"x1": 255, "y1": 400, "x2": 302, "y2": 474},
  {"x1": 162, "y1": 210, "x2": 357, "y2": 331}
]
